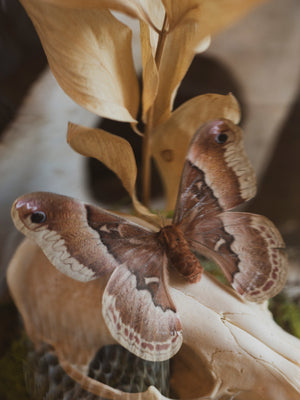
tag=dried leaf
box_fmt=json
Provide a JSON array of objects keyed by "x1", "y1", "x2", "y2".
[
  {"x1": 162, "y1": 0, "x2": 267, "y2": 30},
  {"x1": 140, "y1": 21, "x2": 159, "y2": 120},
  {"x1": 68, "y1": 123, "x2": 137, "y2": 196},
  {"x1": 150, "y1": 0, "x2": 266, "y2": 126},
  {"x1": 150, "y1": 30, "x2": 211, "y2": 127},
  {"x1": 139, "y1": 1, "x2": 165, "y2": 120},
  {"x1": 67, "y1": 123, "x2": 158, "y2": 222},
  {"x1": 39, "y1": 0, "x2": 162, "y2": 32},
  {"x1": 136, "y1": 1, "x2": 211, "y2": 123},
  {"x1": 20, "y1": 0, "x2": 139, "y2": 122},
  {"x1": 151, "y1": 93, "x2": 240, "y2": 209}
]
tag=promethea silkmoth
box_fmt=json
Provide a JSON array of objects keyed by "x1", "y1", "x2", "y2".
[{"x1": 11, "y1": 119, "x2": 287, "y2": 362}]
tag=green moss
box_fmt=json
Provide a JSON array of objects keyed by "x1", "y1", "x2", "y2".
[
  {"x1": 0, "y1": 334, "x2": 30, "y2": 400},
  {"x1": 164, "y1": 210, "x2": 174, "y2": 219},
  {"x1": 269, "y1": 293, "x2": 300, "y2": 339},
  {"x1": 201, "y1": 257, "x2": 228, "y2": 285}
]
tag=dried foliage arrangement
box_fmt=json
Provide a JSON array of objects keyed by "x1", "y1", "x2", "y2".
[{"x1": 6, "y1": 1, "x2": 300, "y2": 399}]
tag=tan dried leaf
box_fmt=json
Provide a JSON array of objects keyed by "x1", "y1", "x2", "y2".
[
  {"x1": 68, "y1": 123, "x2": 137, "y2": 196},
  {"x1": 67, "y1": 123, "x2": 158, "y2": 221},
  {"x1": 20, "y1": 0, "x2": 139, "y2": 122},
  {"x1": 151, "y1": 93, "x2": 240, "y2": 209},
  {"x1": 150, "y1": 0, "x2": 266, "y2": 126},
  {"x1": 150, "y1": 30, "x2": 211, "y2": 127},
  {"x1": 162, "y1": 0, "x2": 267, "y2": 30},
  {"x1": 139, "y1": 1, "x2": 165, "y2": 120},
  {"x1": 39, "y1": 0, "x2": 162, "y2": 32},
  {"x1": 140, "y1": 21, "x2": 159, "y2": 120}
]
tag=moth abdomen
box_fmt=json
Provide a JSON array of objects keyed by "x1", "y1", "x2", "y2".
[{"x1": 158, "y1": 225, "x2": 203, "y2": 283}]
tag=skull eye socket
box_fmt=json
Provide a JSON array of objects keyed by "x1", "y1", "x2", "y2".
[
  {"x1": 30, "y1": 211, "x2": 47, "y2": 224},
  {"x1": 215, "y1": 133, "x2": 228, "y2": 144}
]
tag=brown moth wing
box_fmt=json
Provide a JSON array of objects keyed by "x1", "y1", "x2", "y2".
[
  {"x1": 11, "y1": 192, "x2": 131, "y2": 281},
  {"x1": 173, "y1": 119, "x2": 256, "y2": 224},
  {"x1": 185, "y1": 212, "x2": 287, "y2": 302},
  {"x1": 172, "y1": 119, "x2": 287, "y2": 301},
  {"x1": 102, "y1": 254, "x2": 183, "y2": 362},
  {"x1": 87, "y1": 205, "x2": 183, "y2": 361},
  {"x1": 11, "y1": 192, "x2": 182, "y2": 361}
]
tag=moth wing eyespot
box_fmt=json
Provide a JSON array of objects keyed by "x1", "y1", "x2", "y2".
[
  {"x1": 215, "y1": 133, "x2": 228, "y2": 144},
  {"x1": 30, "y1": 211, "x2": 47, "y2": 224}
]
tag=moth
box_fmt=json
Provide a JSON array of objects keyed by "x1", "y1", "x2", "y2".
[{"x1": 11, "y1": 119, "x2": 287, "y2": 362}]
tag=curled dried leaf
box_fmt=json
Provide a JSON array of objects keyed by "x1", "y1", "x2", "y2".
[
  {"x1": 68, "y1": 123, "x2": 137, "y2": 197},
  {"x1": 139, "y1": 1, "x2": 165, "y2": 120},
  {"x1": 151, "y1": 93, "x2": 240, "y2": 209},
  {"x1": 140, "y1": 20, "x2": 159, "y2": 121},
  {"x1": 162, "y1": 0, "x2": 267, "y2": 30},
  {"x1": 67, "y1": 123, "x2": 158, "y2": 222},
  {"x1": 20, "y1": 0, "x2": 139, "y2": 122},
  {"x1": 39, "y1": 0, "x2": 162, "y2": 32},
  {"x1": 150, "y1": 29, "x2": 211, "y2": 127},
  {"x1": 148, "y1": 0, "x2": 266, "y2": 126}
]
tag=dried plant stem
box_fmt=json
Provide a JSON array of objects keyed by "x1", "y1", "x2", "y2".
[
  {"x1": 154, "y1": 14, "x2": 168, "y2": 66},
  {"x1": 141, "y1": 15, "x2": 169, "y2": 206},
  {"x1": 141, "y1": 111, "x2": 153, "y2": 207}
]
